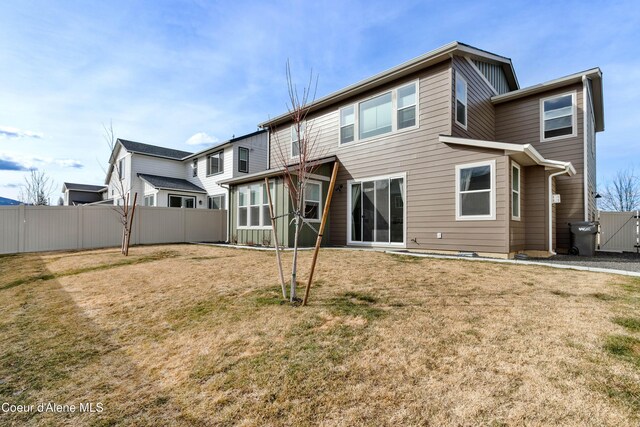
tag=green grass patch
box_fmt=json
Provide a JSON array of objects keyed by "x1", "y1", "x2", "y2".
[
  {"x1": 612, "y1": 316, "x2": 640, "y2": 332},
  {"x1": 328, "y1": 292, "x2": 385, "y2": 320},
  {"x1": 387, "y1": 253, "x2": 423, "y2": 263},
  {"x1": 604, "y1": 335, "x2": 640, "y2": 366}
]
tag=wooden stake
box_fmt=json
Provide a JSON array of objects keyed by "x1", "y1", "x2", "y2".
[
  {"x1": 265, "y1": 177, "x2": 287, "y2": 299},
  {"x1": 122, "y1": 193, "x2": 130, "y2": 254},
  {"x1": 302, "y1": 161, "x2": 339, "y2": 306},
  {"x1": 125, "y1": 192, "x2": 138, "y2": 256}
]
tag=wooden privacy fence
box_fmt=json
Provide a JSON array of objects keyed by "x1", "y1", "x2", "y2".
[
  {"x1": 598, "y1": 210, "x2": 639, "y2": 252},
  {"x1": 0, "y1": 205, "x2": 227, "y2": 254}
]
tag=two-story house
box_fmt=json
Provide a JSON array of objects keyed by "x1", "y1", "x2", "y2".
[
  {"x1": 104, "y1": 130, "x2": 268, "y2": 210},
  {"x1": 221, "y1": 41, "x2": 604, "y2": 257}
]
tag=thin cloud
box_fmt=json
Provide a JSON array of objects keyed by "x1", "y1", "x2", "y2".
[
  {"x1": 0, "y1": 125, "x2": 43, "y2": 139},
  {"x1": 185, "y1": 132, "x2": 219, "y2": 146},
  {"x1": 1, "y1": 183, "x2": 21, "y2": 188},
  {"x1": 0, "y1": 158, "x2": 31, "y2": 171},
  {"x1": 56, "y1": 159, "x2": 84, "y2": 169}
]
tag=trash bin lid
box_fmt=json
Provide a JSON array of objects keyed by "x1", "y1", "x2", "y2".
[{"x1": 569, "y1": 221, "x2": 598, "y2": 234}]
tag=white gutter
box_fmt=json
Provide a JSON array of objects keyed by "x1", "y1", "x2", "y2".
[
  {"x1": 582, "y1": 75, "x2": 589, "y2": 221},
  {"x1": 548, "y1": 167, "x2": 572, "y2": 255}
]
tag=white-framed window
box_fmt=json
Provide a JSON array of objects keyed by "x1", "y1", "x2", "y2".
[
  {"x1": 512, "y1": 162, "x2": 521, "y2": 221},
  {"x1": 291, "y1": 122, "x2": 306, "y2": 158},
  {"x1": 238, "y1": 147, "x2": 249, "y2": 173},
  {"x1": 207, "y1": 151, "x2": 223, "y2": 175},
  {"x1": 340, "y1": 105, "x2": 355, "y2": 144},
  {"x1": 237, "y1": 181, "x2": 274, "y2": 228},
  {"x1": 208, "y1": 194, "x2": 225, "y2": 210},
  {"x1": 347, "y1": 173, "x2": 406, "y2": 246},
  {"x1": 455, "y1": 160, "x2": 496, "y2": 220},
  {"x1": 118, "y1": 158, "x2": 125, "y2": 180},
  {"x1": 192, "y1": 159, "x2": 198, "y2": 177},
  {"x1": 144, "y1": 194, "x2": 155, "y2": 206},
  {"x1": 540, "y1": 91, "x2": 577, "y2": 141},
  {"x1": 455, "y1": 72, "x2": 468, "y2": 129},
  {"x1": 168, "y1": 195, "x2": 195, "y2": 208},
  {"x1": 303, "y1": 181, "x2": 322, "y2": 221},
  {"x1": 339, "y1": 81, "x2": 418, "y2": 146}
]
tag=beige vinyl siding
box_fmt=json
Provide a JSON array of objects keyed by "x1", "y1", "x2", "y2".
[
  {"x1": 585, "y1": 79, "x2": 597, "y2": 221},
  {"x1": 509, "y1": 163, "x2": 526, "y2": 252},
  {"x1": 451, "y1": 56, "x2": 496, "y2": 142},
  {"x1": 269, "y1": 58, "x2": 510, "y2": 254},
  {"x1": 495, "y1": 83, "x2": 584, "y2": 250},
  {"x1": 523, "y1": 166, "x2": 548, "y2": 251}
]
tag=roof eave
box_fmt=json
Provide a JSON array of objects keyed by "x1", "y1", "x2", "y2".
[{"x1": 259, "y1": 42, "x2": 517, "y2": 128}]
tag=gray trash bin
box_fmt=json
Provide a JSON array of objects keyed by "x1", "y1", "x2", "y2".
[{"x1": 568, "y1": 221, "x2": 599, "y2": 256}]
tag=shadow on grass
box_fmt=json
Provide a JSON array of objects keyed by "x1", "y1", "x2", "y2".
[{"x1": 0, "y1": 255, "x2": 189, "y2": 425}]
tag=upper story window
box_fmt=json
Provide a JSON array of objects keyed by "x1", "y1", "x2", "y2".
[
  {"x1": 238, "y1": 147, "x2": 249, "y2": 173},
  {"x1": 291, "y1": 122, "x2": 306, "y2": 158},
  {"x1": 207, "y1": 151, "x2": 223, "y2": 175},
  {"x1": 455, "y1": 160, "x2": 495, "y2": 221},
  {"x1": 541, "y1": 92, "x2": 576, "y2": 141},
  {"x1": 512, "y1": 162, "x2": 521, "y2": 221},
  {"x1": 118, "y1": 158, "x2": 125, "y2": 180},
  {"x1": 192, "y1": 159, "x2": 198, "y2": 177},
  {"x1": 339, "y1": 81, "x2": 418, "y2": 145},
  {"x1": 303, "y1": 181, "x2": 322, "y2": 221},
  {"x1": 455, "y1": 72, "x2": 468, "y2": 129},
  {"x1": 144, "y1": 194, "x2": 155, "y2": 207}
]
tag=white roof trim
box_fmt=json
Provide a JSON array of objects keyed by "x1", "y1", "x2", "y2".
[
  {"x1": 491, "y1": 68, "x2": 601, "y2": 104},
  {"x1": 439, "y1": 135, "x2": 576, "y2": 176}
]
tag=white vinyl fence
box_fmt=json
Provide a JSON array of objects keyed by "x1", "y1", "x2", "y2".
[
  {"x1": 598, "y1": 210, "x2": 639, "y2": 252},
  {"x1": 0, "y1": 205, "x2": 227, "y2": 254}
]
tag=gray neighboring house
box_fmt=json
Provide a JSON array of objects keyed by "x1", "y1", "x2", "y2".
[
  {"x1": 223, "y1": 41, "x2": 604, "y2": 258},
  {"x1": 62, "y1": 183, "x2": 108, "y2": 205}
]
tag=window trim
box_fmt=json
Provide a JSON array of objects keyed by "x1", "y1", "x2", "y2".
[
  {"x1": 144, "y1": 194, "x2": 155, "y2": 207},
  {"x1": 208, "y1": 194, "x2": 225, "y2": 210},
  {"x1": 511, "y1": 161, "x2": 521, "y2": 221},
  {"x1": 238, "y1": 147, "x2": 249, "y2": 173},
  {"x1": 168, "y1": 194, "x2": 196, "y2": 208},
  {"x1": 346, "y1": 172, "x2": 407, "y2": 248},
  {"x1": 337, "y1": 80, "x2": 419, "y2": 148},
  {"x1": 206, "y1": 151, "x2": 224, "y2": 176},
  {"x1": 118, "y1": 158, "x2": 125, "y2": 181},
  {"x1": 455, "y1": 160, "x2": 496, "y2": 221},
  {"x1": 192, "y1": 159, "x2": 198, "y2": 177},
  {"x1": 540, "y1": 91, "x2": 577, "y2": 142},
  {"x1": 290, "y1": 122, "x2": 306, "y2": 159},
  {"x1": 454, "y1": 71, "x2": 468, "y2": 130},
  {"x1": 237, "y1": 182, "x2": 275, "y2": 230},
  {"x1": 303, "y1": 180, "x2": 322, "y2": 223}
]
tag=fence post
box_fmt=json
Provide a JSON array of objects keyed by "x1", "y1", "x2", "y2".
[
  {"x1": 18, "y1": 204, "x2": 26, "y2": 253},
  {"x1": 183, "y1": 208, "x2": 187, "y2": 243},
  {"x1": 78, "y1": 206, "x2": 84, "y2": 250}
]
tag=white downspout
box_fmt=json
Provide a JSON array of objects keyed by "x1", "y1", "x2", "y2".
[
  {"x1": 582, "y1": 75, "x2": 589, "y2": 221},
  {"x1": 548, "y1": 169, "x2": 568, "y2": 255}
]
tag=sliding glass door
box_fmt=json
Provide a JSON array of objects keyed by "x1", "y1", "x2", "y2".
[{"x1": 349, "y1": 175, "x2": 404, "y2": 245}]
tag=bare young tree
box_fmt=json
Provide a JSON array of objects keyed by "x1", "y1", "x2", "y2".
[
  {"x1": 19, "y1": 169, "x2": 56, "y2": 205},
  {"x1": 598, "y1": 167, "x2": 640, "y2": 212},
  {"x1": 271, "y1": 61, "x2": 324, "y2": 302},
  {"x1": 103, "y1": 122, "x2": 138, "y2": 255}
]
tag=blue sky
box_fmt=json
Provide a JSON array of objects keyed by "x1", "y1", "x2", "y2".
[{"x1": 1, "y1": 0, "x2": 639, "y2": 201}]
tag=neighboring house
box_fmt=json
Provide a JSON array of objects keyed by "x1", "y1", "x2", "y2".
[
  {"x1": 221, "y1": 41, "x2": 604, "y2": 257},
  {"x1": 62, "y1": 183, "x2": 108, "y2": 205},
  {"x1": 104, "y1": 130, "x2": 268, "y2": 210}
]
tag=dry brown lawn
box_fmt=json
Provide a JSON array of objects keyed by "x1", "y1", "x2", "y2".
[{"x1": 0, "y1": 244, "x2": 639, "y2": 426}]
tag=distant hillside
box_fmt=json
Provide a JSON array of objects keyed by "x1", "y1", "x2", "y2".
[{"x1": 0, "y1": 197, "x2": 21, "y2": 206}]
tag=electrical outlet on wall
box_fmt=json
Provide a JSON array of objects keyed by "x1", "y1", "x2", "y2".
[{"x1": 436, "y1": 232, "x2": 442, "y2": 239}]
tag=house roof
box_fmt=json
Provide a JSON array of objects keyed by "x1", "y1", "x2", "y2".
[
  {"x1": 137, "y1": 174, "x2": 207, "y2": 194},
  {"x1": 118, "y1": 139, "x2": 193, "y2": 160},
  {"x1": 62, "y1": 182, "x2": 108, "y2": 192},
  {"x1": 439, "y1": 135, "x2": 576, "y2": 176},
  {"x1": 259, "y1": 41, "x2": 519, "y2": 128},
  {"x1": 182, "y1": 129, "x2": 267, "y2": 160},
  {"x1": 218, "y1": 155, "x2": 338, "y2": 186},
  {"x1": 491, "y1": 67, "x2": 604, "y2": 132}
]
